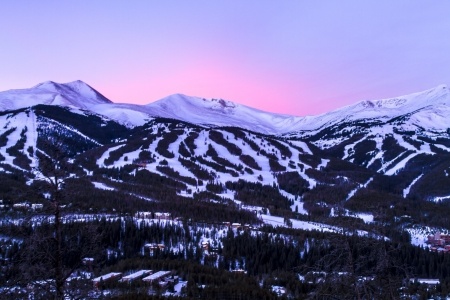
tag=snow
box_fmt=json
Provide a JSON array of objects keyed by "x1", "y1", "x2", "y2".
[
  {"x1": 316, "y1": 159, "x2": 329, "y2": 170},
  {"x1": 355, "y1": 213, "x2": 374, "y2": 223},
  {"x1": 97, "y1": 144, "x2": 125, "y2": 167},
  {"x1": 430, "y1": 195, "x2": 450, "y2": 202},
  {"x1": 405, "y1": 226, "x2": 450, "y2": 247},
  {"x1": 271, "y1": 286, "x2": 286, "y2": 295},
  {"x1": 2, "y1": 81, "x2": 449, "y2": 137},
  {"x1": 261, "y1": 214, "x2": 376, "y2": 238},
  {"x1": 343, "y1": 137, "x2": 366, "y2": 160},
  {"x1": 0, "y1": 111, "x2": 39, "y2": 170},
  {"x1": 0, "y1": 80, "x2": 111, "y2": 112},
  {"x1": 365, "y1": 134, "x2": 384, "y2": 168},
  {"x1": 414, "y1": 279, "x2": 440, "y2": 285},
  {"x1": 288, "y1": 140, "x2": 312, "y2": 154},
  {"x1": 378, "y1": 151, "x2": 408, "y2": 173},
  {"x1": 394, "y1": 134, "x2": 420, "y2": 152},
  {"x1": 262, "y1": 214, "x2": 334, "y2": 232},
  {"x1": 41, "y1": 117, "x2": 102, "y2": 146},
  {"x1": 384, "y1": 153, "x2": 419, "y2": 176},
  {"x1": 120, "y1": 270, "x2": 151, "y2": 281},
  {"x1": 92, "y1": 272, "x2": 122, "y2": 283},
  {"x1": 90, "y1": 103, "x2": 153, "y2": 127},
  {"x1": 330, "y1": 208, "x2": 374, "y2": 223},
  {"x1": 173, "y1": 281, "x2": 187, "y2": 294},
  {"x1": 403, "y1": 174, "x2": 423, "y2": 198},
  {"x1": 92, "y1": 182, "x2": 116, "y2": 191},
  {"x1": 142, "y1": 270, "x2": 171, "y2": 281},
  {"x1": 290, "y1": 198, "x2": 308, "y2": 215},
  {"x1": 346, "y1": 177, "x2": 373, "y2": 201}
]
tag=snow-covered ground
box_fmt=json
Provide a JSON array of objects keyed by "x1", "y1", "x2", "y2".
[
  {"x1": 430, "y1": 195, "x2": 450, "y2": 202},
  {"x1": 92, "y1": 181, "x2": 116, "y2": 191},
  {"x1": 261, "y1": 214, "x2": 375, "y2": 238},
  {"x1": 403, "y1": 174, "x2": 423, "y2": 198},
  {"x1": 406, "y1": 225, "x2": 450, "y2": 247},
  {"x1": 329, "y1": 208, "x2": 374, "y2": 223},
  {"x1": 2, "y1": 80, "x2": 450, "y2": 136},
  {"x1": 346, "y1": 177, "x2": 373, "y2": 201}
]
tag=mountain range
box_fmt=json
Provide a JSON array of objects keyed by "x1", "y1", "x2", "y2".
[
  {"x1": 1, "y1": 80, "x2": 450, "y2": 238},
  {"x1": 3, "y1": 80, "x2": 449, "y2": 135}
]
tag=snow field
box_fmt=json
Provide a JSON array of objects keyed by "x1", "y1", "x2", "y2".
[{"x1": 96, "y1": 144, "x2": 126, "y2": 167}]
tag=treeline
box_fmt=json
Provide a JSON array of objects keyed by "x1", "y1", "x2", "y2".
[
  {"x1": 156, "y1": 130, "x2": 184, "y2": 158},
  {"x1": 34, "y1": 105, "x2": 130, "y2": 144},
  {"x1": 221, "y1": 230, "x2": 303, "y2": 275},
  {"x1": 107, "y1": 258, "x2": 281, "y2": 300},
  {"x1": 226, "y1": 180, "x2": 292, "y2": 217}
]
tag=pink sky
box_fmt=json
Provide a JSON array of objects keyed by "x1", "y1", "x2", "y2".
[{"x1": 1, "y1": 1, "x2": 450, "y2": 116}]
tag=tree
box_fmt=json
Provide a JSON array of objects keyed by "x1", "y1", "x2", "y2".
[
  {"x1": 6, "y1": 142, "x2": 102, "y2": 299},
  {"x1": 305, "y1": 231, "x2": 410, "y2": 300}
]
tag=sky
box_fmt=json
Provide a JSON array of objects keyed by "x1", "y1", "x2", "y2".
[{"x1": 1, "y1": 1, "x2": 450, "y2": 116}]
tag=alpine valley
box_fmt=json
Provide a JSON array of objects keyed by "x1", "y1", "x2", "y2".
[{"x1": 1, "y1": 80, "x2": 450, "y2": 299}]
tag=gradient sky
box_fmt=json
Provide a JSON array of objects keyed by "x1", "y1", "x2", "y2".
[{"x1": 1, "y1": 1, "x2": 450, "y2": 116}]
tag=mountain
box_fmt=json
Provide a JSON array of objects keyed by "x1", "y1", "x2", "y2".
[
  {"x1": 0, "y1": 80, "x2": 112, "y2": 111},
  {"x1": 2, "y1": 80, "x2": 449, "y2": 135},
  {"x1": 287, "y1": 84, "x2": 450, "y2": 142},
  {"x1": 1, "y1": 80, "x2": 450, "y2": 241},
  {"x1": 3, "y1": 80, "x2": 450, "y2": 299}
]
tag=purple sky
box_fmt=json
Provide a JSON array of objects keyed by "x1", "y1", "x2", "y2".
[{"x1": 1, "y1": 1, "x2": 450, "y2": 116}]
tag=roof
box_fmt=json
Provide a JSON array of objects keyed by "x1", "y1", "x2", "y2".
[
  {"x1": 92, "y1": 272, "x2": 122, "y2": 282},
  {"x1": 412, "y1": 278, "x2": 440, "y2": 285},
  {"x1": 142, "y1": 271, "x2": 171, "y2": 281},
  {"x1": 121, "y1": 270, "x2": 152, "y2": 281}
]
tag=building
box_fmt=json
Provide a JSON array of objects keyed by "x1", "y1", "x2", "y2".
[
  {"x1": 82, "y1": 257, "x2": 94, "y2": 265},
  {"x1": 82, "y1": 257, "x2": 94, "y2": 272},
  {"x1": 427, "y1": 232, "x2": 450, "y2": 247},
  {"x1": 201, "y1": 241, "x2": 210, "y2": 250},
  {"x1": 31, "y1": 203, "x2": 43, "y2": 210},
  {"x1": 13, "y1": 202, "x2": 29, "y2": 210},
  {"x1": 135, "y1": 211, "x2": 152, "y2": 219},
  {"x1": 92, "y1": 272, "x2": 122, "y2": 288},
  {"x1": 222, "y1": 221, "x2": 231, "y2": 227},
  {"x1": 142, "y1": 270, "x2": 171, "y2": 284},
  {"x1": 120, "y1": 270, "x2": 152, "y2": 283},
  {"x1": 155, "y1": 212, "x2": 171, "y2": 220},
  {"x1": 231, "y1": 223, "x2": 242, "y2": 229},
  {"x1": 144, "y1": 243, "x2": 166, "y2": 256},
  {"x1": 135, "y1": 212, "x2": 171, "y2": 220},
  {"x1": 144, "y1": 243, "x2": 166, "y2": 250}
]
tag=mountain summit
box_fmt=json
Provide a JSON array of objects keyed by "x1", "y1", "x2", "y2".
[
  {"x1": 1, "y1": 79, "x2": 450, "y2": 239},
  {"x1": 0, "y1": 81, "x2": 449, "y2": 135},
  {"x1": 0, "y1": 80, "x2": 111, "y2": 111},
  {"x1": 143, "y1": 93, "x2": 306, "y2": 134}
]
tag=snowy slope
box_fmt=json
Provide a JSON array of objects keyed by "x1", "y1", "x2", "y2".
[
  {"x1": 142, "y1": 93, "x2": 306, "y2": 134},
  {"x1": 104, "y1": 84, "x2": 450, "y2": 133},
  {"x1": 1, "y1": 81, "x2": 449, "y2": 135},
  {"x1": 287, "y1": 84, "x2": 450, "y2": 135},
  {"x1": 82, "y1": 83, "x2": 450, "y2": 134},
  {"x1": 0, "y1": 109, "x2": 38, "y2": 170},
  {"x1": 0, "y1": 80, "x2": 111, "y2": 111}
]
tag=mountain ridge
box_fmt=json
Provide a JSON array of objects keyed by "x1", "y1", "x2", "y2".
[
  {"x1": 0, "y1": 80, "x2": 111, "y2": 112},
  {"x1": 1, "y1": 80, "x2": 450, "y2": 255},
  {"x1": 0, "y1": 80, "x2": 449, "y2": 135}
]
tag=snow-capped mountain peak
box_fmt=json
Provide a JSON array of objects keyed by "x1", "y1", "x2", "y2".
[
  {"x1": 148, "y1": 93, "x2": 237, "y2": 114},
  {"x1": 143, "y1": 93, "x2": 304, "y2": 133},
  {"x1": 283, "y1": 83, "x2": 450, "y2": 135},
  {"x1": 0, "y1": 80, "x2": 449, "y2": 135},
  {"x1": 358, "y1": 84, "x2": 449, "y2": 110},
  {"x1": 0, "y1": 80, "x2": 111, "y2": 112}
]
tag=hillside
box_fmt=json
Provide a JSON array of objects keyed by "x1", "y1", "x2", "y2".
[
  {"x1": 1, "y1": 82, "x2": 449, "y2": 221},
  {"x1": 1, "y1": 81, "x2": 450, "y2": 298}
]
